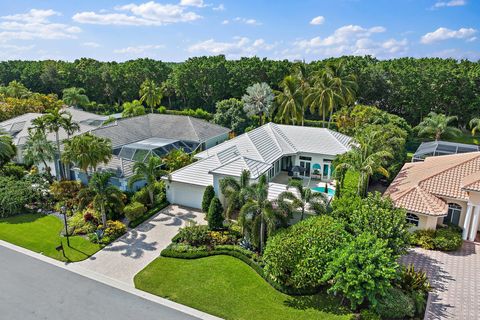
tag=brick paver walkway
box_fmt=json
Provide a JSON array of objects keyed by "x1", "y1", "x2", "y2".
[{"x1": 400, "y1": 242, "x2": 480, "y2": 319}]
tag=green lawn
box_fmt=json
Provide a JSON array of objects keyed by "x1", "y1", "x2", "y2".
[
  {"x1": 0, "y1": 213, "x2": 101, "y2": 262},
  {"x1": 135, "y1": 256, "x2": 353, "y2": 320}
]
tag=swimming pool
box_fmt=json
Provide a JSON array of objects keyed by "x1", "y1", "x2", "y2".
[{"x1": 311, "y1": 186, "x2": 336, "y2": 197}]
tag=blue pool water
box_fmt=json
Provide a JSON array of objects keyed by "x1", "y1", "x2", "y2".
[{"x1": 311, "y1": 186, "x2": 336, "y2": 197}]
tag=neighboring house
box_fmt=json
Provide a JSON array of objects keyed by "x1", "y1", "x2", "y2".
[
  {"x1": 164, "y1": 122, "x2": 352, "y2": 209},
  {"x1": 72, "y1": 114, "x2": 230, "y2": 191},
  {"x1": 385, "y1": 152, "x2": 480, "y2": 241},
  {"x1": 412, "y1": 140, "x2": 480, "y2": 162},
  {"x1": 0, "y1": 107, "x2": 108, "y2": 177}
]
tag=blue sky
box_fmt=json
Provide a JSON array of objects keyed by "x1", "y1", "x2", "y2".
[{"x1": 0, "y1": 0, "x2": 478, "y2": 61}]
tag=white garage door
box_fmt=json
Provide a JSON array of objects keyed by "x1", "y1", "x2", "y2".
[{"x1": 167, "y1": 181, "x2": 206, "y2": 210}]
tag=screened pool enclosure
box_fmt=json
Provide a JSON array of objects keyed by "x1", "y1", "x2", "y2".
[{"x1": 412, "y1": 141, "x2": 479, "y2": 162}]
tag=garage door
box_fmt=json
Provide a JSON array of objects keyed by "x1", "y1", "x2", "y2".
[{"x1": 167, "y1": 181, "x2": 206, "y2": 210}]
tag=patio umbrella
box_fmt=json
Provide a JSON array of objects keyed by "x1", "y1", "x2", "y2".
[{"x1": 291, "y1": 165, "x2": 306, "y2": 173}]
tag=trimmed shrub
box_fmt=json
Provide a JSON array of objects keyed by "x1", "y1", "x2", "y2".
[
  {"x1": 98, "y1": 220, "x2": 126, "y2": 244},
  {"x1": 375, "y1": 287, "x2": 415, "y2": 319},
  {"x1": 0, "y1": 176, "x2": 33, "y2": 217},
  {"x1": 172, "y1": 225, "x2": 210, "y2": 246},
  {"x1": 124, "y1": 201, "x2": 147, "y2": 221},
  {"x1": 68, "y1": 210, "x2": 97, "y2": 235},
  {"x1": 433, "y1": 227, "x2": 463, "y2": 251},
  {"x1": 208, "y1": 197, "x2": 224, "y2": 230},
  {"x1": 131, "y1": 187, "x2": 150, "y2": 206},
  {"x1": 359, "y1": 309, "x2": 380, "y2": 320},
  {"x1": 202, "y1": 185, "x2": 215, "y2": 213},
  {"x1": 128, "y1": 201, "x2": 169, "y2": 228},
  {"x1": 410, "y1": 229, "x2": 436, "y2": 250}
]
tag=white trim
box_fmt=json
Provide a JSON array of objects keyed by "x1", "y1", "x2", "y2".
[
  {"x1": 463, "y1": 204, "x2": 473, "y2": 240},
  {"x1": 469, "y1": 206, "x2": 480, "y2": 241}
]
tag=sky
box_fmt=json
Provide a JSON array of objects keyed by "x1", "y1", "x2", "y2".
[{"x1": 0, "y1": 0, "x2": 478, "y2": 62}]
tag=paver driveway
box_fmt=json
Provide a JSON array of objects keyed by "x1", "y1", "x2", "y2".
[
  {"x1": 75, "y1": 205, "x2": 205, "y2": 286},
  {"x1": 401, "y1": 242, "x2": 480, "y2": 319}
]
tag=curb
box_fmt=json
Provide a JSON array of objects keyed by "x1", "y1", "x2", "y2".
[{"x1": 0, "y1": 240, "x2": 222, "y2": 320}]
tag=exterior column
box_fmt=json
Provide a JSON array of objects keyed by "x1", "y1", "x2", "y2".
[
  {"x1": 468, "y1": 206, "x2": 480, "y2": 241},
  {"x1": 463, "y1": 204, "x2": 473, "y2": 240}
]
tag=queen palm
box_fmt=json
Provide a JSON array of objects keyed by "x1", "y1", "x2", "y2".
[
  {"x1": 23, "y1": 130, "x2": 56, "y2": 179},
  {"x1": 0, "y1": 128, "x2": 16, "y2": 167},
  {"x1": 128, "y1": 156, "x2": 163, "y2": 206},
  {"x1": 415, "y1": 112, "x2": 462, "y2": 141},
  {"x1": 277, "y1": 179, "x2": 327, "y2": 221},
  {"x1": 219, "y1": 169, "x2": 251, "y2": 219},
  {"x1": 242, "y1": 83, "x2": 274, "y2": 126},
  {"x1": 469, "y1": 117, "x2": 480, "y2": 136},
  {"x1": 78, "y1": 171, "x2": 124, "y2": 227},
  {"x1": 139, "y1": 79, "x2": 162, "y2": 114},
  {"x1": 62, "y1": 87, "x2": 90, "y2": 108},
  {"x1": 62, "y1": 133, "x2": 112, "y2": 179},
  {"x1": 274, "y1": 75, "x2": 303, "y2": 125}
]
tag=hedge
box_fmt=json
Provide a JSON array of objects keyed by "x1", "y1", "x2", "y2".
[{"x1": 128, "y1": 201, "x2": 169, "y2": 228}]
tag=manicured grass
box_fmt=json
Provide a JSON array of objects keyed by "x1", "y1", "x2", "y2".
[
  {"x1": 0, "y1": 213, "x2": 102, "y2": 262},
  {"x1": 135, "y1": 255, "x2": 353, "y2": 320}
]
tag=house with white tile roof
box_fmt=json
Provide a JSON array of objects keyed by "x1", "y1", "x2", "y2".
[
  {"x1": 385, "y1": 152, "x2": 480, "y2": 240},
  {"x1": 164, "y1": 122, "x2": 352, "y2": 209}
]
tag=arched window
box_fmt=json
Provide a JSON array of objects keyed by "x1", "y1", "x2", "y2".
[
  {"x1": 406, "y1": 213, "x2": 419, "y2": 227},
  {"x1": 443, "y1": 203, "x2": 462, "y2": 226}
]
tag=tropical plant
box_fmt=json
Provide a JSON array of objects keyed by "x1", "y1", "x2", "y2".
[
  {"x1": 162, "y1": 148, "x2": 193, "y2": 172},
  {"x1": 22, "y1": 130, "x2": 56, "y2": 179},
  {"x1": 124, "y1": 201, "x2": 147, "y2": 221},
  {"x1": 274, "y1": 75, "x2": 304, "y2": 125},
  {"x1": 78, "y1": 171, "x2": 124, "y2": 226},
  {"x1": 415, "y1": 112, "x2": 462, "y2": 141},
  {"x1": 469, "y1": 117, "x2": 480, "y2": 136},
  {"x1": 242, "y1": 82, "x2": 274, "y2": 126},
  {"x1": 277, "y1": 179, "x2": 327, "y2": 221},
  {"x1": 0, "y1": 128, "x2": 16, "y2": 167},
  {"x1": 0, "y1": 176, "x2": 33, "y2": 217},
  {"x1": 208, "y1": 197, "x2": 224, "y2": 230},
  {"x1": 121, "y1": 100, "x2": 146, "y2": 118},
  {"x1": 212, "y1": 98, "x2": 250, "y2": 135},
  {"x1": 62, "y1": 87, "x2": 90, "y2": 108},
  {"x1": 139, "y1": 79, "x2": 162, "y2": 114},
  {"x1": 62, "y1": 133, "x2": 112, "y2": 178},
  {"x1": 128, "y1": 156, "x2": 163, "y2": 206},
  {"x1": 202, "y1": 185, "x2": 215, "y2": 213},
  {"x1": 219, "y1": 169, "x2": 251, "y2": 219},
  {"x1": 4, "y1": 80, "x2": 30, "y2": 98}
]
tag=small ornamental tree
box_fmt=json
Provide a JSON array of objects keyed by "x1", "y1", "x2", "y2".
[
  {"x1": 208, "y1": 196, "x2": 224, "y2": 230},
  {"x1": 323, "y1": 232, "x2": 398, "y2": 309},
  {"x1": 202, "y1": 185, "x2": 215, "y2": 213}
]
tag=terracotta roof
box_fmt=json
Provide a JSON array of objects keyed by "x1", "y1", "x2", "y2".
[{"x1": 385, "y1": 152, "x2": 480, "y2": 216}]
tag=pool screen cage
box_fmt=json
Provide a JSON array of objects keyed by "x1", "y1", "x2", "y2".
[{"x1": 412, "y1": 140, "x2": 480, "y2": 162}]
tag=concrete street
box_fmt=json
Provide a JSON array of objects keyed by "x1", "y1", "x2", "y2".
[{"x1": 0, "y1": 245, "x2": 198, "y2": 320}]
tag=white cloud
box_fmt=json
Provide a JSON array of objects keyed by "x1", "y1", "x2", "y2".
[
  {"x1": 310, "y1": 16, "x2": 325, "y2": 25},
  {"x1": 0, "y1": 9, "x2": 81, "y2": 42},
  {"x1": 114, "y1": 44, "x2": 164, "y2": 54},
  {"x1": 421, "y1": 27, "x2": 477, "y2": 43},
  {"x1": 73, "y1": 1, "x2": 202, "y2": 26},
  {"x1": 82, "y1": 42, "x2": 101, "y2": 48},
  {"x1": 188, "y1": 37, "x2": 274, "y2": 58},
  {"x1": 0, "y1": 44, "x2": 35, "y2": 59},
  {"x1": 222, "y1": 20, "x2": 229, "y2": 25},
  {"x1": 180, "y1": 0, "x2": 206, "y2": 7},
  {"x1": 433, "y1": 0, "x2": 466, "y2": 8},
  {"x1": 233, "y1": 17, "x2": 261, "y2": 25},
  {"x1": 213, "y1": 4, "x2": 225, "y2": 11}
]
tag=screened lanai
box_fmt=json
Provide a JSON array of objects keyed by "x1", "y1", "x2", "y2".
[
  {"x1": 412, "y1": 140, "x2": 480, "y2": 162},
  {"x1": 113, "y1": 137, "x2": 199, "y2": 162}
]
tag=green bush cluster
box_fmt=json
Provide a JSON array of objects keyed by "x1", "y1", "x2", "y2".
[
  {"x1": 202, "y1": 185, "x2": 215, "y2": 213},
  {"x1": 411, "y1": 226, "x2": 463, "y2": 251},
  {"x1": 158, "y1": 107, "x2": 212, "y2": 120},
  {"x1": 208, "y1": 197, "x2": 224, "y2": 230},
  {"x1": 95, "y1": 220, "x2": 126, "y2": 244},
  {"x1": 172, "y1": 225, "x2": 242, "y2": 247},
  {"x1": 124, "y1": 201, "x2": 147, "y2": 221},
  {"x1": 128, "y1": 201, "x2": 169, "y2": 228},
  {"x1": 0, "y1": 176, "x2": 34, "y2": 217},
  {"x1": 375, "y1": 287, "x2": 415, "y2": 319},
  {"x1": 131, "y1": 182, "x2": 166, "y2": 207}
]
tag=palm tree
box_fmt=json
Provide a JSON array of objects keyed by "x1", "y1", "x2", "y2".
[
  {"x1": 238, "y1": 175, "x2": 281, "y2": 252},
  {"x1": 219, "y1": 169, "x2": 251, "y2": 219},
  {"x1": 277, "y1": 179, "x2": 327, "y2": 221},
  {"x1": 122, "y1": 100, "x2": 146, "y2": 118},
  {"x1": 274, "y1": 75, "x2": 303, "y2": 125},
  {"x1": 242, "y1": 83, "x2": 274, "y2": 126},
  {"x1": 62, "y1": 133, "x2": 112, "y2": 179},
  {"x1": 23, "y1": 130, "x2": 56, "y2": 179},
  {"x1": 62, "y1": 87, "x2": 90, "y2": 108},
  {"x1": 6, "y1": 80, "x2": 30, "y2": 98},
  {"x1": 78, "y1": 171, "x2": 124, "y2": 227},
  {"x1": 336, "y1": 130, "x2": 393, "y2": 197},
  {"x1": 128, "y1": 156, "x2": 163, "y2": 206},
  {"x1": 0, "y1": 129, "x2": 16, "y2": 167},
  {"x1": 469, "y1": 117, "x2": 480, "y2": 136},
  {"x1": 415, "y1": 112, "x2": 462, "y2": 141},
  {"x1": 32, "y1": 108, "x2": 80, "y2": 179},
  {"x1": 139, "y1": 79, "x2": 162, "y2": 114}
]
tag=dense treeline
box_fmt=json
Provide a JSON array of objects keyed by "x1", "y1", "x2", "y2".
[{"x1": 0, "y1": 56, "x2": 479, "y2": 124}]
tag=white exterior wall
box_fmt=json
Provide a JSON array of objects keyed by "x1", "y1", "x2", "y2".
[
  {"x1": 166, "y1": 181, "x2": 206, "y2": 209},
  {"x1": 293, "y1": 152, "x2": 336, "y2": 181}
]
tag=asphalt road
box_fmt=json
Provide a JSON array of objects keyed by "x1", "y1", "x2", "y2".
[{"x1": 0, "y1": 245, "x2": 199, "y2": 320}]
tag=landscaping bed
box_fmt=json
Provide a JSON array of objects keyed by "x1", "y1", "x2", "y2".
[{"x1": 410, "y1": 225, "x2": 463, "y2": 251}]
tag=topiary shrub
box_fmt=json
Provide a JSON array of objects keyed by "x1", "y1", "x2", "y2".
[
  {"x1": 208, "y1": 197, "x2": 224, "y2": 230},
  {"x1": 410, "y1": 229, "x2": 436, "y2": 250},
  {"x1": 433, "y1": 227, "x2": 463, "y2": 251},
  {"x1": 375, "y1": 287, "x2": 415, "y2": 319},
  {"x1": 124, "y1": 201, "x2": 147, "y2": 221},
  {"x1": 263, "y1": 215, "x2": 349, "y2": 290},
  {"x1": 202, "y1": 185, "x2": 215, "y2": 213}
]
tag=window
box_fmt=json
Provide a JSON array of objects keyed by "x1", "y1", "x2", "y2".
[
  {"x1": 443, "y1": 203, "x2": 462, "y2": 225},
  {"x1": 406, "y1": 213, "x2": 419, "y2": 227},
  {"x1": 299, "y1": 156, "x2": 312, "y2": 161}
]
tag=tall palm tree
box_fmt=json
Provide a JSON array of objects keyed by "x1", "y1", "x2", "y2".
[
  {"x1": 128, "y1": 156, "x2": 163, "y2": 206},
  {"x1": 238, "y1": 175, "x2": 281, "y2": 252},
  {"x1": 277, "y1": 179, "x2": 327, "y2": 221},
  {"x1": 32, "y1": 108, "x2": 80, "y2": 179},
  {"x1": 6, "y1": 80, "x2": 30, "y2": 98},
  {"x1": 0, "y1": 128, "x2": 16, "y2": 167},
  {"x1": 23, "y1": 130, "x2": 56, "y2": 179},
  {"x1": 78, "y1": 171, "x2": 124, "y2": 227},
  {"x1": 469, "y1": 117, "x2": 480, "y2": 136},
  {"x1": 121, "y1": 100, "x2": 146, "y2": 118},
  {"x1": 139, "y1": 79, "x2": 162, "y2": 114},
  {"x1": 415, "y1": 112, "x2": 462, "y2": 141},
  {"x1": 219, "y1": 169, "x2": 251, "y2": 219},
  {"x1": 274, "y1": 75, "x2": 303, "y2": 125},
  {"x1": 62, "y1": 87, "x2": 90, "y2": 108},
  {"x1": 62, "y1": 133, "x2": 112, "y2": 179},
  {"x1": 336, "y1": 130, "x2": 393, "y2": 197},
  {"x1": 242, "y1": 82, "x2": 274, "y2": 126}
]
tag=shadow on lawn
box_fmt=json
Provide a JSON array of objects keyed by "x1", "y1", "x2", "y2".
[{"x1": 283, "y1": 291, "x2": 351, "y2": 315}]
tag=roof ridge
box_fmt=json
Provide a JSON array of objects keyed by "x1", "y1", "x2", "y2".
[
  {"x1": 271, "y1": 123, "x2": 298, "y2": 152},
  {"x1": 245, "y1": 127, "x2": 267, "y2": 162},
  {"x1": 186, "y1": 116, "x2": 200, "y2": 142},
  {"x1": 325, "y1": 129, "x2": 349, "y2": 152}
]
